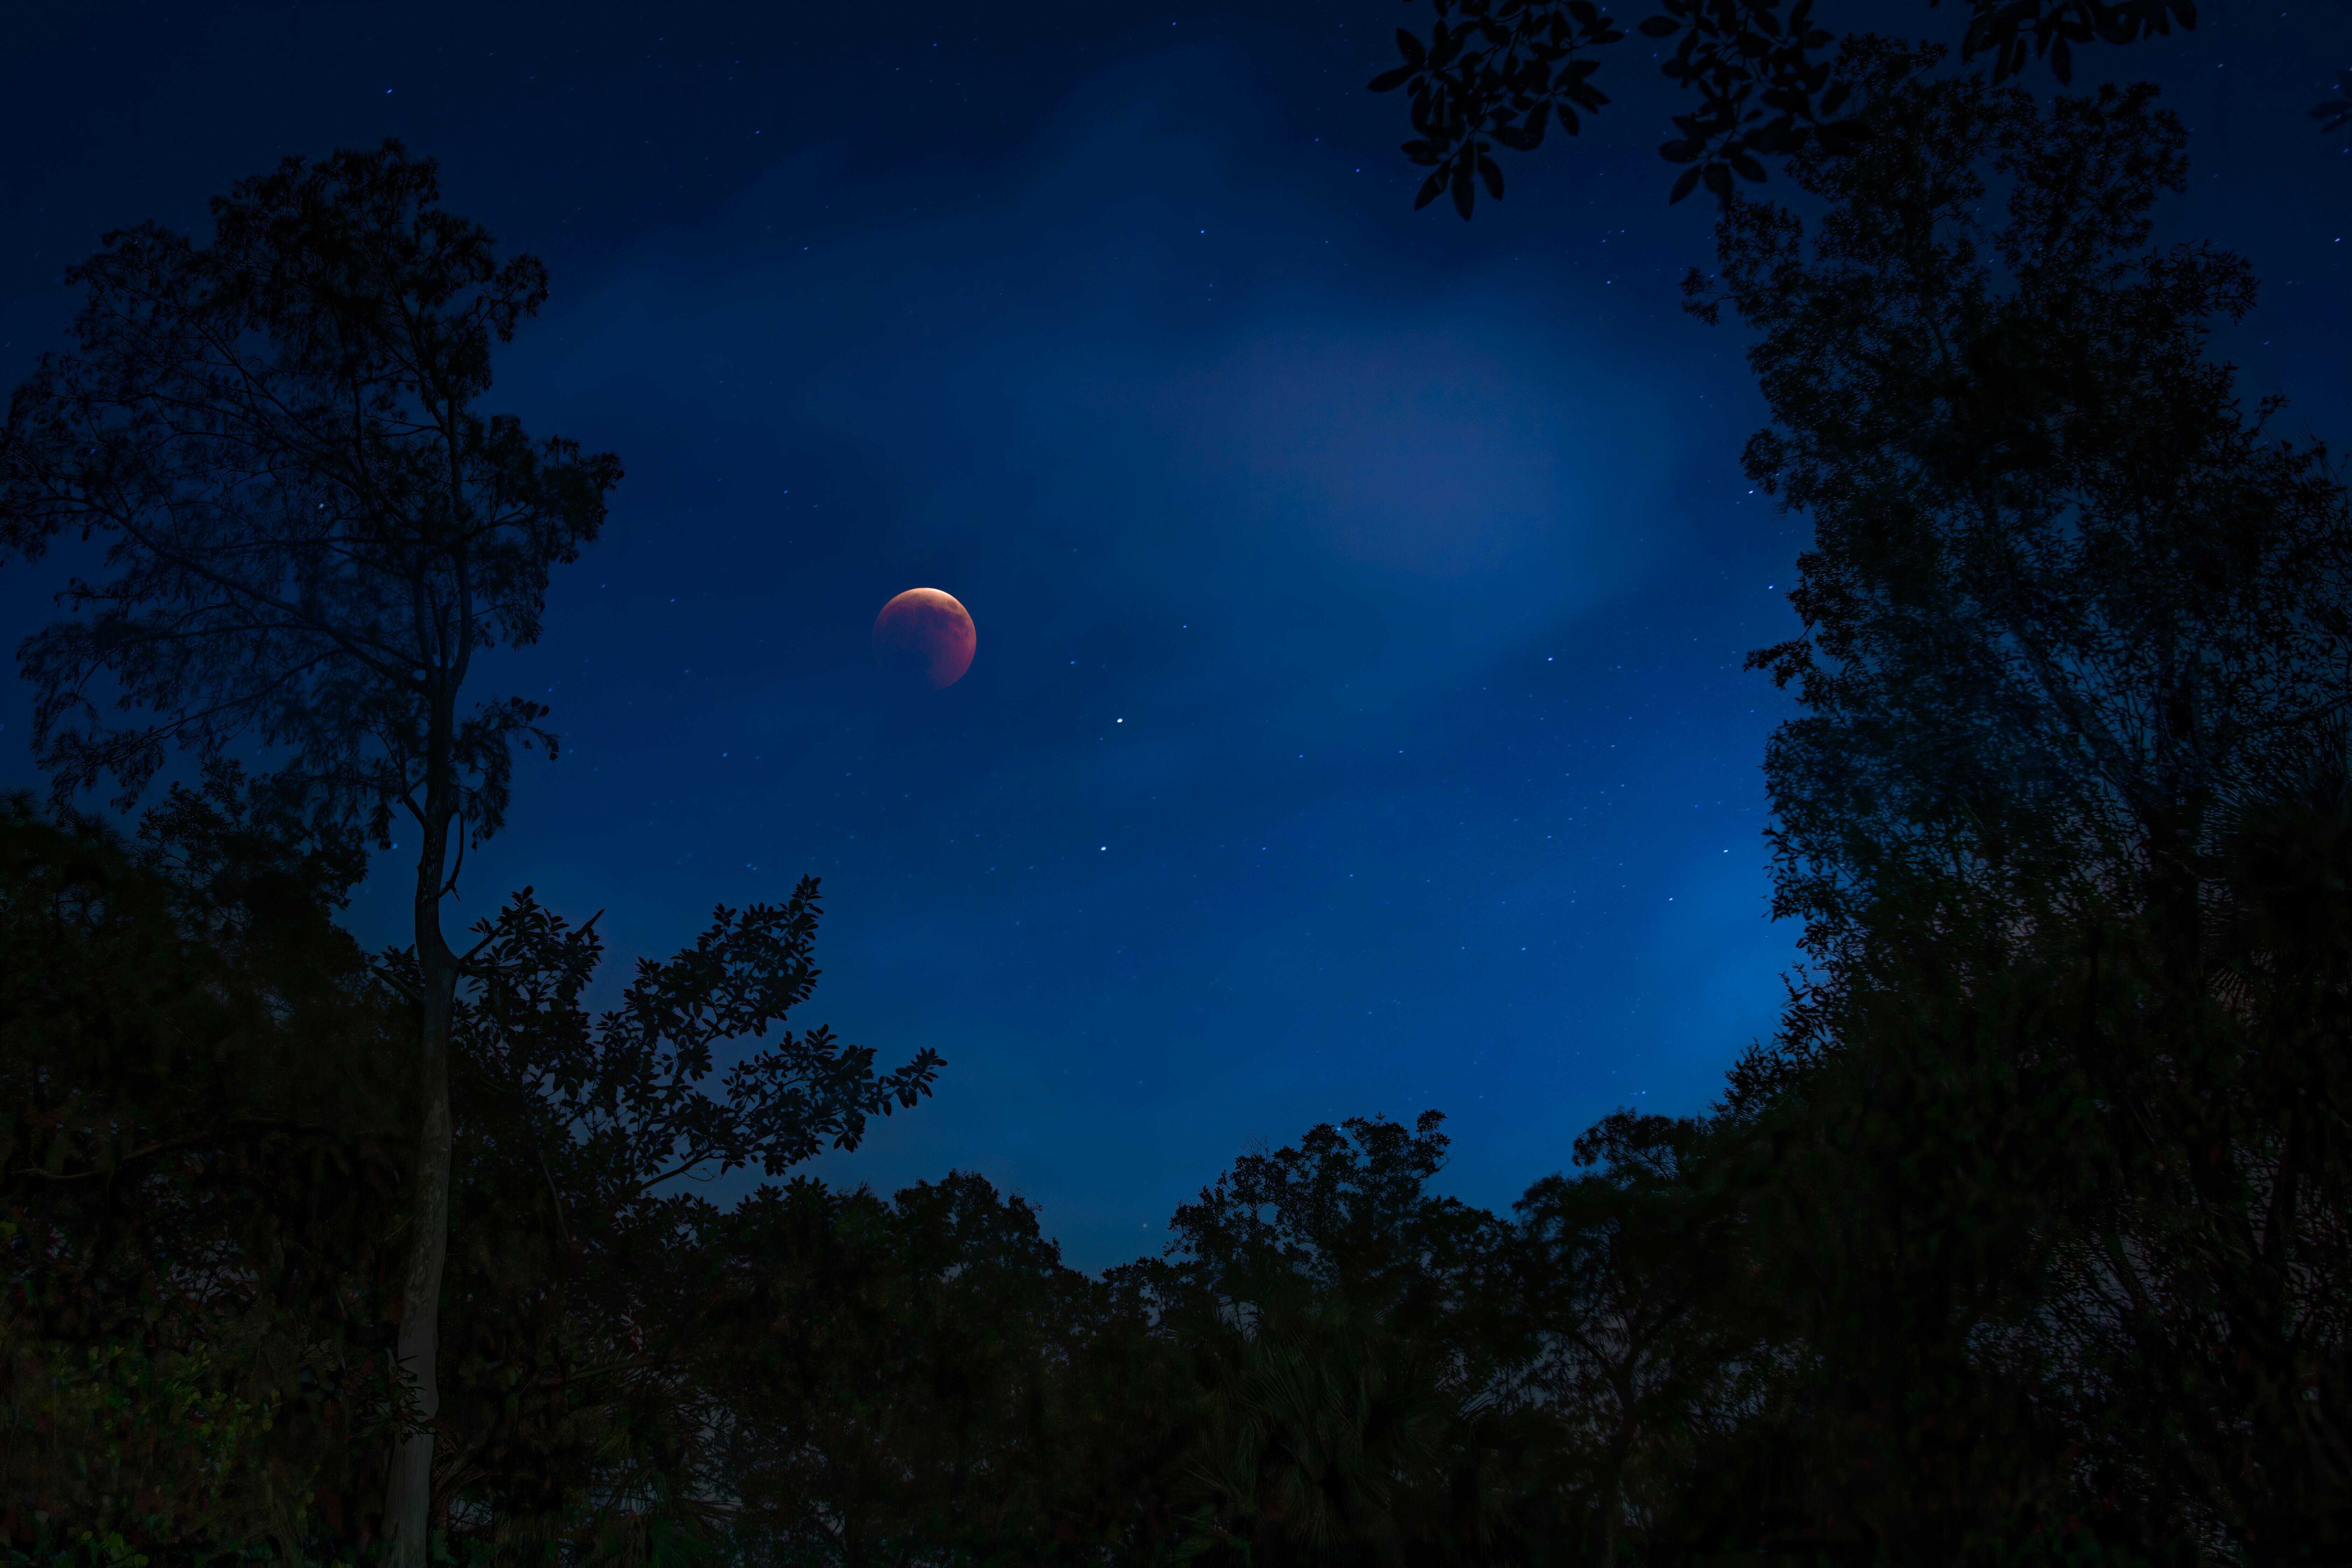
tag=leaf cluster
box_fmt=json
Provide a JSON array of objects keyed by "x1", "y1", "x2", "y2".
[
  {"x1": 0, "y1": 140, "x2": 620, "y2": 849},
  {"x1": 447, "y1": 881, "x2": 943, "y2": 1207},
  {"x1": 1684, "y1": 55, "x2": 2352, "y2": 1558},
  {"x1": 420, "y1": 881, "x2": 944, "y2": 1558},
  {"x1": 0, "y1": 778, "x2": 408, "y2": 1558},
  {"x1": 0, "y1": 776, "x2": 953, "y2": 1563},
  {"x1": 1370, "y1": 0, "x2": 2213, "y2": 216},
  {"x1": 1370, "y1": 1, "x2": 1625, "y2": 218}
]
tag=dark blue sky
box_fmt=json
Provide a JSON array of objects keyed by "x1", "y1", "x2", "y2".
[{"x1": 5, "y1": 1, "x2": 2347, "y2": 1268}]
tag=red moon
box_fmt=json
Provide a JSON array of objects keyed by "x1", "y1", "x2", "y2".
[{"x1": 873, "y1": 587, "x2": 976, "y2": 688}]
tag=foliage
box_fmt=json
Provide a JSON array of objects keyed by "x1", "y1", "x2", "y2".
[
  {"x1": 0, "y1": 140, "x2": 616, "y2": 840},
  {"x1": 1507, "y1": 1113, "x2": 1749, "y2": 1565},
  {"x1": 1367, "y1": 0, "x2": 2205, "y2": 216},
  {"x1": 1689, "y1": 49, "x2": 2352, "y2": 1562},
  {"x1": 8, "y1": 23, "x2": 2352, "y2": 1568},
  {"x1": 0, "y1": 777, "x2": 948, "y2": 1564},
  {"x1": 1146, "y1": 1114, "x2": 1495, "y2": 1327},
  {"x1": 1691, "y1": 47, "x2": 2352, "y2": 981},
  {"x1": 1179, "y1": 1297, "x2": 1455, "y2": 1568},
  {"x1": 452, "y1": 884, "x2": 942, "y2": 1198},
  {"x1": 1125, "y1": 1115, "x2": 1549, "y2": 1568},
  {"x1": 0, "y1": 137, "x2": 624, "y2": 1567},
  {"x1": 0, "y1": 776, "x2": 406, "y2": 1559},
  {"x1": 699, "y1": 1172, "x2": 1095, "y2": 1568},
  {"x1": 427, "y1": 882, "x2": 944, "y2": 1559}
]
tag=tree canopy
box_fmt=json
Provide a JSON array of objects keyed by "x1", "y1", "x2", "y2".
[
  {"x1": 1367, "y1": 0, "x2": 2206, "y2": 216},
  {"x1": 0, "y1": 143, "x2": 943, "y2": 1567},
  {"x1": 5, "y1": 23, "x2": 2350, "y2": 1568}
]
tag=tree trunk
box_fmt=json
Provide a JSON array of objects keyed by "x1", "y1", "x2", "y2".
[{"x1": 384, "y1": 801, "x2": 457, "y2": 1567}]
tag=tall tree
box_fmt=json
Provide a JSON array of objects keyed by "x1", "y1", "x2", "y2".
[
  {"x1": 0, "y1": 142, "x2": 620, "y2": 1565},
  {"x1": 1695, "y1": 48, "x2": 2352, "y2": 1556},
  {"x1": 1691, "y1": 45, "x2": 2351, "y2": 995}
]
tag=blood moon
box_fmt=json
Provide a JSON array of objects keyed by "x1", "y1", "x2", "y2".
[{"x1": 873, "y1": 587, "x2": 977, "y2": 688}]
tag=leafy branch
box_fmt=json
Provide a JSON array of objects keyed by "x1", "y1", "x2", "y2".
[{"x1": 1371, "y1": 0, "x2": 2205, "y2": 216}]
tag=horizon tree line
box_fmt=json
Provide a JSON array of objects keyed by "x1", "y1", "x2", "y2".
[{"x1": 3, "y1": 22, "x2": 2348, "y2": 1568}]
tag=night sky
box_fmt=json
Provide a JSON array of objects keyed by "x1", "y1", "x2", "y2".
[{"x1": 4, "y1": 2, "x2": 2347, "y2": 1269}]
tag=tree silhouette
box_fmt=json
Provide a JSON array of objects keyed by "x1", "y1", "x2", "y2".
[
  {"x1": 1181, "y1": 1297, "x2": 1455, "y2": 1568},
  {"x1": 0, "y1": 141, "x2": 619, "y2": 1566},
  {"x1": 1368, "y1": 0, "x2": 2198, "y2": 216},
  {"x1": 703, "y1": 1171, "x2": 1089, "y2": 1567},
  {"x1": 1510, "y1": 1112, "x2": 1744, "y2": 1566},
  {"x1": 430, "y1": 881, "x2": 944, "y2": 1555},
  {"x1": 1691, "y1": 46, "x2": 2352, "y2": 990},
  {"x1": 0, "y1": 773, "x2": 408, "y2": 1553},
  {"x1": 1694, "y1": 48, "x2": 2352, "y2": 1556},
  {"x1": 1133, "y1": 1114, "x2": 1535, "y2": 1568}
]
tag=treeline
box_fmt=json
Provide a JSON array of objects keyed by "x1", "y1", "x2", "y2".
[{"x1": 4, "y1": 43, "x2": 2349, "y2": 1568}]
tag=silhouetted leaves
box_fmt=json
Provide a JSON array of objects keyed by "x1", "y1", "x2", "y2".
[
  {"x1": 1691, "y1": 49, "x2": 2352, "y2": 1556},
  {"x1": 1378, "y1": 0, "x2": 1626, "y2": 218},
  {"x1": 0, "y1": 782, "x2": 407, "y2": 1555},
  {"x1": 426, "y1": 878, "x2": 944, "y2": 1555},
  {"x1": 1368, "y1": 0, "x2": 2203, "y2": 216},
  {"x1": 11, "y1": 26, "x2": 2352, "y2": 1565},
  {"x1": 0, "y1": 141, "x2": 625, "y2": 1565},
  {"x1": 0, "y1": 773, "x2": 948, "y2": 1561},
  {"x1": 1937, "y1": 0, "x2": 2197, "y2": 86}
]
